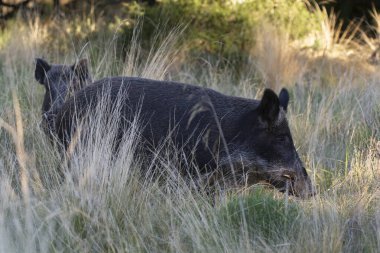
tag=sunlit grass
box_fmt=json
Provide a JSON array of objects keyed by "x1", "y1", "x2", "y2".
[{"x1": 251, "y1": 23, "x2": 307, "y2": 90}]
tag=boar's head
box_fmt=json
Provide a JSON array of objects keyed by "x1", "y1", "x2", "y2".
[
  {"x1": 35, "y1": 58, "x2": 92, "y2": 135},
  {"x1": 233, "y1": 88, "x2": 315, "y2": 197},
  {"x1": 35, "y1": 58, "x2": 91, "y2": 115}
]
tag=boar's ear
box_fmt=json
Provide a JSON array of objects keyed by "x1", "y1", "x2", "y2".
[
  {"x1": 35, "y1": 58, "x2": 51, "y2": 85},
  {"x1": 257, "y1": 89, "x2": 280, "y2": 124},
  {"x1": 72, "y1": 59, "x2": 91, "y2": 88},
  {"x1": 279, "y1": 88, "x2": 289, "y2": 112}
]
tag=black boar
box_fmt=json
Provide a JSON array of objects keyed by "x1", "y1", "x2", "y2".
[
  {"x1": 35, "y1": 58, "x2": 315, "y2": 197},
  {"x1": 35, "y1": 58, "x2": 92, "y2": 136}
]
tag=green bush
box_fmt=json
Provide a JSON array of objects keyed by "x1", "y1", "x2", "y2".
[
  {"x1": 117, "y1": 0, "x2": 319, "y2": 60},
  {"x1": 220, "y1": 188, "x2": 301, "y2": 240}
]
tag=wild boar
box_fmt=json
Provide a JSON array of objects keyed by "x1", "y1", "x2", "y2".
[
  {"x1": 35, "y1": 58, "x2": 314, "y2": 197},
  {"x1": 35, "y1": 58, "x2": 92, "y2": 136}
]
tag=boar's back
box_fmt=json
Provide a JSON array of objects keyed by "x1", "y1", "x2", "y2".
[{"x1": 54, "y1": 77, "x2": 259, "y2": 168}]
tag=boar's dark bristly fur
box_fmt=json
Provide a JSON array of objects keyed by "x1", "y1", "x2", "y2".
[{"x1": 35, "y1": 59, "x2": 315, "y2": 197}]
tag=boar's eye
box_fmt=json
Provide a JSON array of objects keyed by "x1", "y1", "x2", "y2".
[
  {"x1": 275, "y1": 135, "x2": 289, "y2": 142},
  {"x1": 265, "y1": 125, "x2": 278, "y2": 133}
]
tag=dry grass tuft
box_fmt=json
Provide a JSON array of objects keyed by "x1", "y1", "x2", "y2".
[{"x1": 251, "y1": 23, "x2": 307, "y2": 90}]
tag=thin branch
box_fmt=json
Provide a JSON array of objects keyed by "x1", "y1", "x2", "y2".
[
  {"x1": 0, "y1": 0, "x2": 31, "y2": 20},
  {"x1": 0, "y1": 0, "x2": 31, "y2": 8}
]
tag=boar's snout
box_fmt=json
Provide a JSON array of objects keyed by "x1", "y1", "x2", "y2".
[{"x1": 277, "y1": 167, "x2": 315, "y2": 198}]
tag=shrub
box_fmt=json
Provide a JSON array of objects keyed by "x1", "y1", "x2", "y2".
[
  {"x1": 117, "y1": 0, "x2": 320, "y2": 61},
  {"x1": 220, "y1": 188, "x2": 301, "y2": 241}
]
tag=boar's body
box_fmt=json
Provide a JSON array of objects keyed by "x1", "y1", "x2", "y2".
[
  {"x1": 35, "y1": 58, "x2": 314, "y2": 197},
  {"x1": 55, "y1": 77, "x2": 258, "y2": 171}
]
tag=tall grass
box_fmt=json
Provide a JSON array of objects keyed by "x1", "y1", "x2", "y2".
[
  {"x1": 252, "y1": 23, "x2": 307, "y2": 90},
  {"x1": 0, "y1": 13, "x2": 379, "y2": 253}
]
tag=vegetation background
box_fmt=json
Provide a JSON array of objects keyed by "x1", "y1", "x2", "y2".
[{"x1": 0, "y1": 0, "x2": 379, "y2": 252}]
